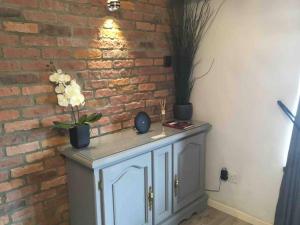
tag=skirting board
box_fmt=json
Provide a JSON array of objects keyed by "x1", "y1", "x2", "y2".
[{"x1": 208, "y1": 199, "x2": 272, "y2": 225}]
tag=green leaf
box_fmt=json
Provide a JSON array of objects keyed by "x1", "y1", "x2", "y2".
[
  {"x1": 53, "y1": 121, "x2": 75, "y2": 129},
  {"x1": 78, "y1": 114, "x2": 88, "y2": 125},
  {"x1": 86, "y1": 113, "x2": 102, "y2": 123}
]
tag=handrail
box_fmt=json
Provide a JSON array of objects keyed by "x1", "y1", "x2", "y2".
[{"x1": 277, "y1": 100, "x2": 300, "y2": 129}]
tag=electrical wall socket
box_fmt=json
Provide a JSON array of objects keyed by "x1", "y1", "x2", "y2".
[{"x1": 228, "y1": 171, "x2": 238, "y2": 184}]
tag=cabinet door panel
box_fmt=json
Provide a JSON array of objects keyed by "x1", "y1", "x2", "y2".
[
  {"x1": 102, "y1": 153, "x2": 152, "y2": 225},
  {"x1": 153, "y1": 145, "x2": 172, "y2": 224},
  {"x1": 173, "y1": 134, "x2": 205, "y2": 212}
]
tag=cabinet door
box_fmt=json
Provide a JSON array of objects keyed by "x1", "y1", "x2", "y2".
[
  {"x1": 153, "y1": 145, "x2": 172, "y2": 224},
  {"x1": 173, "y1": 134, "x2": 205, "y2": 213},
  {"x1": 101, "y1": 153, "x2": 153, "y2": 225}
]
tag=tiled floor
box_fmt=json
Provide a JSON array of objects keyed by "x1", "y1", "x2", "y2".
[{"x1": 180, "y1": 207, "x2": 252, "y2": 225}]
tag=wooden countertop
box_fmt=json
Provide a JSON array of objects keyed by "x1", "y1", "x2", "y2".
[{"x1": 60, "y1": 121, "x2": 211, "y2": 169}]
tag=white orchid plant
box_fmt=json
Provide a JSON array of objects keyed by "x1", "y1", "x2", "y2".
[{"x1": 48, "y1": 62, "x2": 102, "y2": 129}]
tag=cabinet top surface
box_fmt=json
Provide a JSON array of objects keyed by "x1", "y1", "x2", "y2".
[{"x1": 60, "y1": 121, "x2": 211, "y2": 168}]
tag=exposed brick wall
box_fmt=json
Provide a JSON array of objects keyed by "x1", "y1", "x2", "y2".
[{"x1": 0, "y1": 0, "x2": 174, "y2": 224}]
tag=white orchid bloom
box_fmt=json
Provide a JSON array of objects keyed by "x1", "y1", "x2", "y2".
[
  {"x1": 55, "y1": 83, "x2": 65, "y2": 94},
  {"x1": 69, "y1": 94, "x2": 85, "y2": 107},
  {"x1": 63, "y1": 74, "x2": 71, "y2": 82},
  {"x1": 65, "y1": 80, "x2": 81, "y2": 98},
  {"x1": 57, "y1": 94, "x2": 69, "y2": 107},
  {"x1": 49, "y1": 72, "x2": 60, "y2": 83},
  {"x1": 49, "y1": 69, "x2": 71, "y2": 84}
]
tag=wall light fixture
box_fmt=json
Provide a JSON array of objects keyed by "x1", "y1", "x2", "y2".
[{"x1": 107, "y1": 0, "x2": 120, "y2": 12}]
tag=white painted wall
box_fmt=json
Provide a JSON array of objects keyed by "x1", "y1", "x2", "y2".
[{"x1": 191, "y1": 0, "x2": 300, "y2": 223}]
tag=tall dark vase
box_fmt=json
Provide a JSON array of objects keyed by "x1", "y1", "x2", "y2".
[
  {"x1": 69, "y1": 124, "x2": 90, "y2": 149},
  {"x1": 174, "y1": 103, "x2": 193, "y2": 121}
]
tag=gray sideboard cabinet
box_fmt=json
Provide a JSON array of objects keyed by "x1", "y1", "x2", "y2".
[{"x1": 60, "y1": 121, "x2": 211, "y2": 225}]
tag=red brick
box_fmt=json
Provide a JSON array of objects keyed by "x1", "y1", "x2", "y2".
[
  {"x1": 40, "y1": 24, "x2": 71, "y2": 37},
  {"x1": 0, "y1": 73, "x2": 42, "y2": 85},
  {"x1": 0, "y1": 155, "x2": 23, "y2": 169},
  {"x1": 0, "y1": 171, "x2": 9, "y2": 182},
  {"x1": 111, "y1": 112, "x2": 131, "y2": 123},
  {"x1": 101, "y1": 105, "x2": 124, "y2": 115},
  {"x1": 135, "y1": 58, "x2": 153, "y2": 67},
  {"x1": 95, "y1": 88, "x2": 114, "y2": 98},
  {"x1": 0, "y1": 61, "x2": 20, "y2": 71},
  {"x1": 73, "y1": 48, "x2": 102, "y2": 59},
  {"x1": 41, "y1": 114, "x2": 72, "y2": 127},
  {"x1": 6, "y1": 141, "x2": 40, "y2": 156},
  {"x1": 138, "y1": 83, "x2": 156, "y2": 91},
  {"x1": 44, "y1": 155, "x2": 64, "y2": 168},
  {"x1": 56, "y1": 60, "x2": 86, "y2": 70},
  {"x1": 41, "y1": 136, "x2": 68, "y2": 148},
  {"x1": 130, "y1": 75, "x2": 149, "y2": 84},
  {"x1": 85, "y1": 99, "x2": 108, "y2": 109},
  {"x1": 42, "y1": 48, "x2": 71, "y2": 59},
  {"x1": 154, "y1": 90, "x2": 169, "y2": 97},
  {"x1": 100, "y1": 123, "x2": 122, "y2": 134},
  {"x1": 88, "y1": 60, "x2": 112, "y2": 69},
  {"x1": 136, "y1": 22, "x2": 155, "y2": 31},
  {"x1": 26, "y1": 149, "x2": 55, "y2": 163},
  {"x1": 109, "y1": 78, "x2": 130, "y2": 87},
  {"x1": 121, "y1": 1, "x2": 135, "y2": 10},
  {"x1": 0, "y1": 97, "x2": 32, "y2": 109},
  {"x1": 156, "y1": 25, "x2": 171, "y2": 33},
  {"x1": 0, "y1": 110, "x2": 20, "y2": 122},
  {"x1": 21, "y1": 36, "x2": 56, "y2": 46},
  {"x1": 35, "y1": 95, "x2": 57, "y2": 105},
  {"x1": 11, "y1": 162, "x2": 44, "y2": 177},
  {"x1": 57, "y1": 15, "x2": 88, "y2": 26},
  {"x1": 73, "y1": 27, "x2": 98, "y2": 37},
  {"x1": 117, "y1": 85, "x2": 137, "y2": 94},
  {"x1": 21, "y1": 60, "x2": 49, "y2": 71},
  {"x1": 125, "y1": 101, "x2": 145, "y2": 111},
  {"x1": 0, "y1": 134, "x2": 23, "y2": 147},
  {"x1": 150, "y1": 74, "x2": 166, "y2": 82},
  {"x1": 154, "y1": 58, "x2": 164, "y2": 65},
  {"x1": 3, "y1": 0, "x2": 38, "y2": 8},
  {"x1": 4, "y1": 119, "x2": 40, "y2": 133},
  {"x1": 113, "y1": 60, "x2": 134, "y2": 68},
  {"x1": 40, "y1": 0, "x2": 66, "y2": 11},
  {"x1": 0, "y1": 87, "x2": 20, "y2": 97},
  {"x1": 122, "y1": 11, "x2": 143, "y2": 21},
  {"x1": 41, "y1": 175, "x2": 66, "y2": 190},
  {"x1": 22, "y1": 85, "x2": 53, "y2": 95},
  {"x1": 93, "y1": 116, "x2": 110, "y2": 126},
  {"x1": 146, "y1": 99, "x2": 161, "y2": 106},
  {"x1": 23, "y1": 10, "x2": 57, "y2": 22},
  {"x1": 0, "y1": 7, "x2": 21, "y2": 17},
  {"x1": 11, "y1": 205, "x2": 42, "y2": 222},
  {"x1": 110, "y1": 95, "x2": 130, "y2": 105},
  {"x1": 3, "y1": 21, "x2": 38, "y2": 33},
  {"x1": 3, "y1": 47, "x2": 40, "y2": 58},
  {"x1": 0, "y1": 32, "x2": 19, "y2": 45},
  {"x1": 29, "y1": 189, "x2": 56, "y2": 204},
  {"x1": 84, "y1": 80, "x2": 108, "y2": 89},
  {"x1": 6, "y1": 185, "x2": 38, "y2": 202},
  {"x1": 0, "y1": 179, "x2": 24, "y2": 192},
  {"x1": 103, "y1": 50, "x2": 128, "y2": 59},
  {"x1": 22, "y1": 105, "x2": 55, "y2": 118}
]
